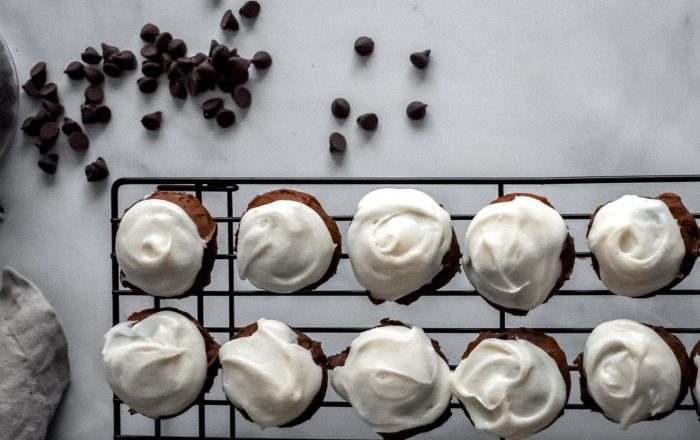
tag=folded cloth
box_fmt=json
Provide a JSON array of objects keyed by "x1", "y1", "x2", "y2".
[{"x1": 0, "y1": 267, "x2": 70, "y2": 440}]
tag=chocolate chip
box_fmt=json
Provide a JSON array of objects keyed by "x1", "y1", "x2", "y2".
[
  {"x1": 137, "y1": 77, "x2": 158, "y2": 94},
  {"x1": 410, "y1": 49, "x2": 430, "y2": 69},
  {"x1": 215, "y1": 108, "x2": 236, "y2": 127},
  {"x1": 220, "y1": 10, "x2": 239, "y2": 31},
  {"x1": 85, "y1": 84, "x2": 104, "y2": 103},
  {"x1": 217, "y1": 75, "x2": 234, "y2": 93},
  {"x1": 160, "y1": 53, "x2": 173, "y2": 71},
  {"x1": 354, "y1": 36, "x2": 374, "y2": 56},
  {"x1": 191, "y1": 52, "x2": 208, "y2": 66},
  {"x1": 331, "y1": 98, "x2": 350, "y2": 118},
  {"x1": 81, "y1": 103, "x2": 97, "y2": 124},
  {"x1": 357, "y1": 113, "x2": 378, "y2": 131},
  {"x1": 95, "y1": 105, "x2": 112, "y2": 123},
  {"x1": 406, "y1": 101, "x2": 427, "y2": 120},
  {"x1": 21, "y1": 116, "x2": 41, "y2": 136},
  {"x1": 81, "y1": 47, "x2": 103, "y2": 64},
  {"x1": 38, "y1": 153, "x2": 58, "y2": 174},
  {"x1": 68, "y1": 131, "x2": 90, "y2": 151},
  {"x1": 196, "y1": 61, "x2": 217, "y2": 87},
  {"x1": 155, "y1": 32, "x2": 173, "y2": 53},
  {"x1": 142, "y1": 61, "x2": 163, "y2": 78},
  {"x1": 38, "y1": 83, "x2": 58, "y2": 102},
  {"x1": 41, "y1": 100, "x2": 64, "y2": 119},
  {"x1": 85, "y1": 157, "x2": 109, "y2": 182},
  {"x1": 22, "y1": 79, "x2": 40, "y2": 97},
  {"x1": 167, "y1": 39, "x2": 187, "y2": 58},
  {"x1": 85, "y1": 67, "x2": 105, "y2": 85},
  {"x1": 114, "y1": 51, "x2": 137, "y2": 70},
  {"x1": 202, "y1": 98, "x2": 224, "y2": 119},
  {"x1": 168, "y1": 80, "x2": 187, "y2": 99},
  {"x1": 33, "y1": 108, "x2": 51, "y2": 125},
  {"x1": 104, "y1": 64, "x2": 124, "y2": 79},
  {"x1": 30, "y1": 62, "x2": 47, "y2": 87},
  {"x1": 228, "y1": 57, "x2": 250, "y2": 84},
  {"x1": 239, "y1": 1, "x2": 261, "y2": 18},
  {"x1": 62, "y1": 117, "x2": 82, "y2": 136},
  {"x1": 329, "y1": 132, "x2": 347, "y2": 153},
  {"x1": 140, "y1": 44, "x2": 160, "y2": 61},
  {"x1": 141, "y1": 111, "x2": 162, "y2": 130},
  {"x1": 64, "y1": 61, "x2": 86, "y2": 80},
  {"x1": 211, "y1": 45, "x2": 231, "y2": 70},
  {"x1": 209, "y1": 39, "x2": 220, "y2": 57},
  {"x1": 232, "y1": 86, "x2": 251, "y2": 108},
  {"x1": 140, "y1": 23, "x2": 160, "y2": 42},
  {"x1": 101, "y1": 43, "x2": 120, "y2": 61},
  {"x1": 39, "y1": 121, "x2": 59, "y2": 145},
  {"x1": 34, "y1": 139, "x2": 54, "y2": 155},
  {"x1": 167, "y1": 64, "x2": 184, "y2": 81},
  {"x1": 250, "y1": 51, "x2": 272, "y2": 70},
  {"x1": 176, "y1": 57, "x2": 195, "y2": 73}
]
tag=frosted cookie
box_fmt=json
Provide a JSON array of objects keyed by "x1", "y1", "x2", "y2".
[
  {"x1": 587, "y1": 193, "x2": 699, "y2": 297},
  {"x1": 236, "y1": 189, "x2": 341, "y2": 293}
]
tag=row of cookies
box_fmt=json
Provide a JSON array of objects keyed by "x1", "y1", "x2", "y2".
[
  {"x1": 115, "y1": 188, "x2": 700, "y2": 312},
  {"x1": 102, "y1": 311, "x2": 700, "y2": 439}
]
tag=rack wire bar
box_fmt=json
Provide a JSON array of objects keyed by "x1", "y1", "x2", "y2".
[{"x1": 111, "y1": 176, "x2": 700, "y2": 440}]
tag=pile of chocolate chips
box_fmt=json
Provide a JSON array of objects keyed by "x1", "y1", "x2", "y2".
[
  {"x1": 137, "y1": 2, "x2": 271, "y2": 129},
  {"x1": 328, "y1": 39, "x2": 431, "y2": 154}
]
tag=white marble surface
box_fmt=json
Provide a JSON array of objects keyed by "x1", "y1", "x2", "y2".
[{"x1": 1, "y1": 0, "x2": 700, "y2": 439}]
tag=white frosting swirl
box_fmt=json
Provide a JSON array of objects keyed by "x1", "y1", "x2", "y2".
[
  {"x1": 587, "y1": 195, "x2": 685, "y2": 297},
  {"x1": 331, "y1": 325, "x2": 451, "y2": 433},
  {"x1": 116, "y1": 198, "x2": 206, "y2": 297},
  {"x1": 237, "y1": 200, "x2": 336, "y2": 293},
  {"x1": 462, "y1": 196, "x2": 569, "y2": 311},
  {"x1": 583, "y1": 319, "x2": 681, "y2": 428},
  {"x1": 347, "y1": 189, "x2": 453, "y2": 301},
  {"x1": 451, "y1": 338, "x2": 567, "y2": 440},
  {"x1": 101, "y1": 311, "x2": 208, "y2": 419},
  {"x1": 219, "y1": 319, "x2": 324, "y2": 428}
]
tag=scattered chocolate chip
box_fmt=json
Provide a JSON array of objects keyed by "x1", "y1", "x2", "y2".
[
  {"x1": 232, "y1": 86, "x2": 251, "y2": 108},
  {"x1": 62, "y1": 118, "x2": 82, "y2": 136},
  {"x1": 114, "y1": 51, "x2": 137, "y2": 70},
  {"x1": 211, "y1": 45, "x2": 231, "y2": 69},
  {"x1": 202, "y1": 98, "x2": 224, "y2": 119},
  {"x1": 209, "y1": 39, "x2": 220, "y2": 57},
  {"x1": 155, "y1": 32, "x2": 173, "y2": 53},
  {"x1": 196, "y1": 61, "x2": 217, "y2": 86},
  {"x1": 220, "y1": 10, "x2": 240, "y2": 31},
  {"x1": 217, "y1": 75, "x2": 234, "y2": 93},
  {"x1": 81, "y1": 103, "x2": 97, "y2": 124},
  {"x1": 84, "y1": 84, "x2": 104, "y2": 103},
  {"x1": 103, "y1": 63, "x2": 121, "y2": 78},
  {"x1": 85, "y1": 157, "x2": 109, "y2": 182},
  {"x1": 22, "y1": 79, "x2": 40, "y2": 97},
  {"x1": 64, "y1": 61, "x2": 86, "y2": 80},
  {"x1": 142, "y1": 61, "x2": 163, "y2": 78},
  {"x1": 137, "y1": 77, "x2": 158, "y2": 93},
  {"x1": 354, "y1": 36, "x2": 374, "y2": 56},
  {"x1": 85, "y1": 67, "x2": 105, "y2": 85},
  {"x1": 68, "y1": 131, "x2": 90, "y2": 151},
  {"x1": 39, "y1": 121, "x2": 59, "y2": 145},
  {"x1": 228, "y1": 57, "x2": 250, "y2": 84},
  {"x1": 95, "y1": 105, "x2": 112, "y2": 123},
  {"x1": 38, "y1": 153, "x2": 58, "y2": 174},
  {"x1": 167, "y1": 64, "x2": 184, "y2": 81},
  {"x1": 215, "y1": 108, "x2": 236, "y2": 127},
  {"x1": 29, "y1": 62, "x2": 47, "y2": 86},
  {"x1": 21, "y1": 116, "x2": 41, "y2": 136},
  {"x1": 140, "y1": 23, "x2": 160, "y2": 42},
  {"x1": 141, "y1": 111, "x2": 162, "y2": 130},
  {"x1": 176, "y1": 57, "x2": 195, "y2": 73},
  {"x1": 160, "y1": 53, "x2": 173, "y2": 71},
  {"x1": 167, "y1": 39, "x2": 187, "y2": 58},
  {"x1": 34, "y1": 139, "x2": 54, "y2": 155},
  {"x1": 331, "y1": 98, "x2": 350, "y2": 119},
  {"x1": 250, "y1": 51, "x2": 272, "y2": 69},
  {"x1": 81, "y1": 47, "x2": 103, "y2": 64},
  {"x1": 101, "y1": 43, "x2": 120, "y2": 61},
  {"x1": 329, "y1": 132, "x2": 347, "y2": 153},
  {"x1": 406, "y1": 101, "x2": 427, "y2": 120},
  {"x1": 33, "y1": 108, "x2": 51, "y2": 125},
  {"x1": 140, "y1": 44, "x2": 160, "y2": 61},
  {"x1": 38, "y1": 83, "x2": 58, "y2": 102},
  {"x1": 191, "y1": 52, "x2": 208, "y2": 66},
  {"x1": 410, "y1": 49, "x2": 430, "y2": 69},
  {"x1": 239, "y1": 1, "x2": 261, "y2": 18},
  {"x1": 168, "y1": 80, "x2": 187, "y2": 99},
  {"x1": 357, "y1": 113, "x2": 378, "y2": 131},
  {"x1": 41, "y1": 100, "x2": 64, "y2": 119}
]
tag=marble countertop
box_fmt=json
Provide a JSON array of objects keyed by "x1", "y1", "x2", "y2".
[{"x1": 1, "y1": 0, "x2": 700, "y2": 439}]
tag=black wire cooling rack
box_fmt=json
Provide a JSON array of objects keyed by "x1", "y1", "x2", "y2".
[{"x1": 110, "y1": 176, "x2": 700, "y2": 440}]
